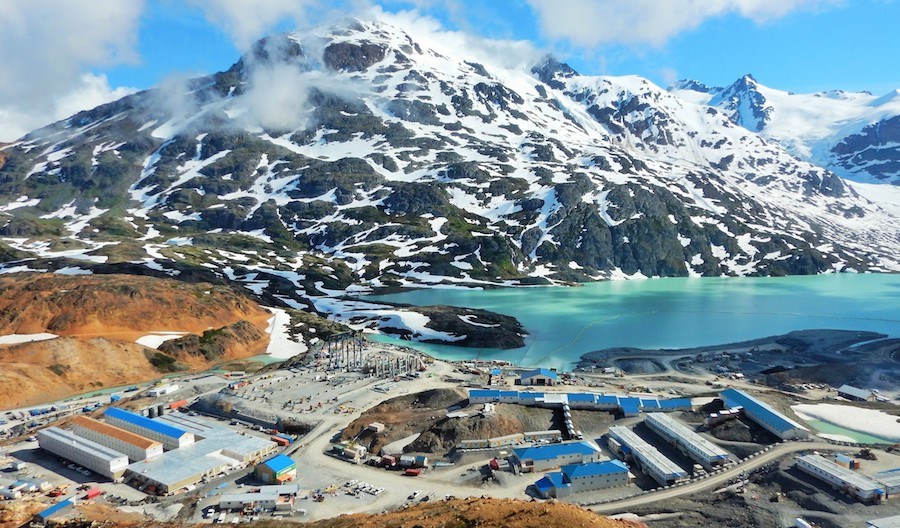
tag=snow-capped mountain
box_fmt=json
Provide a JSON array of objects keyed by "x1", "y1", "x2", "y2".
[
  {"x1": 671, "y1": 75, "x2": 900, "y2": 185},
  {"x1": 0, "y1": 18, "x2": 898, "y2": 322}
]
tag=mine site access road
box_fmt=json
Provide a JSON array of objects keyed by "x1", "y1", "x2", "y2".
[{"x1": 591, "y1": 440, "x2": 836, "y2": 514}]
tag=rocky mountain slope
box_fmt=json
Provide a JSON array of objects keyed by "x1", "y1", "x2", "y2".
[
  {"x1": 0, "y1": 18, "x2": 898, "y2": 343},
  {"x1": 671, "y1": 75, "x2": 900, "y2": 185},
  {"x1": 0, "y1": 273, "x2": 274, "y2": 407}
]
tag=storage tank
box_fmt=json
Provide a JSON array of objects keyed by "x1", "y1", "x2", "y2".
[
  {"x1": 148, "y1": 407, "x2": 158, "y2": 418},
  {"x1": 157, "y1": 404, "x2": 165, "y2": 416}
]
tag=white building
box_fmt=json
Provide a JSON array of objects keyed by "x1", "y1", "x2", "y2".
[
  {"x1": 70, "y1": 416, "x2": 163, "y2": 462},
  {"x1": 519, "y1": 368, "x2": 558, "y2": 386},
  {"x1": 644, "y1": 413, "x2": 732, "y2": 469},
  {"x1": 37, "y1": 427, "x2": 129, "y2": 479},
  {"x1": 513, "y1": 441, "x2": 605, "y2": 473},
  {"x1": 720, "y1": 389, "x2": 809, "y2": 440},
  {"x1": 104, "y1": 407, "x2": 194, "y2": 450},
  {"x1": 607, "y1": 425, "x2": 688, "y2": 486},
  {"x1": 148, "y1": 384, "x2": 180, "y2": 397},
  {"x1": 796, "y1": 454, "x2": 885, "y2": 503}
]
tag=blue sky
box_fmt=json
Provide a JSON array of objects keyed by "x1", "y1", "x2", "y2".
[{"x1": 1, "y1": 0, "x2": 898, "y2": 140}]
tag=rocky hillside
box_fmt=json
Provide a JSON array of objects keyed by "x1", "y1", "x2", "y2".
[
  {"x1": 671, "y1": 75, "x2": 900, "y2": 185},
  {"x1": 0, "y1": 18, "x2": 898, "y2": 344},
  {"x1": 0, "y1": 273, "x2": 274, "y2": 407}
]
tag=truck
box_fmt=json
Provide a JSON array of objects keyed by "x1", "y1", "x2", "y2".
[
  {"x1": 109, "y1": 394, "x2": 121, "y2": 403},
  {"x1": 275, "y1": 433, "x2": 294, "y2": 445}
]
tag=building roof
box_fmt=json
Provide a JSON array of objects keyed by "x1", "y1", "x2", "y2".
[
  {"x1": 534, "y1": 471, "x2": 568, "y2": 491},
  {"x1": 125, "y1": 415, "x2": 274, "y2": 490},
  {"x1": 720, "y1": 388, "x2": 807, "y2": 434},
  {"x1": 876, "y1": 469, "x2": 900, "y2": 488},
  {"x1": 513, "y1": 441, "x2": 600, "y2": 462},
  {"x1": 260, "y1": 454, "x2": 295, "y2": 474},
  {"x1": 562, "y1": 460, "x2": 629, "y2": 479},
  {"x1": 71, "y1": 416, "x2": 161, "y2": 450},
  {"x1": 658, "y1": 398, "x2": 692, "y2": 409},
  {"x1": 521, "y1": 368, "x2": 558, "y2": 379},
  {"x1": 607, "y1": 426, "x2": 686, "y2": 480},
  {"x1": 470, "y1": 389, "x2": 500, "y2": 399},
  {"x1": 104, "y1": 407, "x2": 189, "y2": 440},
  {"x1": 566, "y1": 393, "x2": 596, "y2": 402},
  {"x1": 220, "y1": 491, "x2": 279, "y2": 504},
  {"x1": 868, "y1": 514, "x2": 900, "y2": 528},
  {"x1": 645, "y1": 413, "x2": 731, "y2": 461},
  {"x1": 38, "y1": 427, "x2": 128, "y2": 463},
  {"x1": 37, "y1": 498, "x2": 75, "y2": 520},
  {"x1": 838, "y1": 384, "x2": 872, "y2": 399},
  {"x1": 798, "y1": 455, "x2": 884, "y2": 492}
]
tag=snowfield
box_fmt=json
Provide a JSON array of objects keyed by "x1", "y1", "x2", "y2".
[{"x1": 793, "y1": 403, "x2": 900, "y2": 442}]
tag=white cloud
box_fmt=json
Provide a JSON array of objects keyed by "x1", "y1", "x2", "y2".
[
  {"x1": 526, "y1": 0, "x2": 837, "y2": 47},
  {"x1": 188, "y1": 0, "x2": 324, "y2": 50},
  {"x1": 0, "y1": 0, "x2": 143, "y2": 142}
]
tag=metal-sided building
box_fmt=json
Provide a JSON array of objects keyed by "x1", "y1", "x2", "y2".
[
  {"x1": 876, "y1": 469, "x2": 900, "y2": 499},
  {"x1": 255, "y1": 454, "x2": 297, "y2": 484},
  {"x1": 37, "y1": 427, "x2": 129, "y2": 479},
  {"x1": 70, "y1": 416, "x2": 163, "y2": 462},
  {"x1": 104, "y1": 407, "x2": 194, "y2": 450},
  {"x1": 796, "y1": 454, "x2": 885, "y2": 503},
  {"x1": 644, "y1": 413, "x2": 732, "y2": 469},
  {"x1": 720, "y1": 388, "x2": 809, "y2": 440},
  {"x1": 125, "y1": 414, "x2": 277, "y2": 495},
  {"x1": 607, "y1": 425, "x2": 687, "y2": 486},
  {"x1": 837, "y1": 385, "x2": 874, "y2": 402},
  {"x1": 35, "y1": 498, "x2": 76, "y2": 523},
  {"x1": 533, "y1": 460, "x2": 631, "y2": 498},
  {"x1": 519, "y1": 368, "x2": 558, "y2": 386},
  {"x1": 513, "y1": 441, "x2": 605, "y2": 473}
]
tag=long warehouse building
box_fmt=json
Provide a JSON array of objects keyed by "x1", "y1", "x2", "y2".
[
  {"x1": 720, "y1": 388, "x2": 809, "y2": 440},
  {"x1": 70, "y1": 416, "x2": 163, "y2": 462},
  {"x1": 37, "y1": 427, "x2": 129, "y2": 479},
  {"x1": 796, "y1": 454, "x2": 885, "y2": 503},
  {"x1": 607, "y1": 425, "x2": 688, "y2": 486},
  {"x1": 645, "y1": 413, "x2": 732, "y2": 470},
  {"x1": 104, "y1": 407, "x2": 194, "y2": 450},
  {"x1": 125, "y1": 413, "x2": 277, "y2": 495}
]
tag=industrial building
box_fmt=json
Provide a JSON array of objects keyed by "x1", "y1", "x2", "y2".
[
  {"x1": 796, "y1": 454, "x2": 885, "y2": 503},
  {"x1": 533, "y1": 460, "x2": 632, "y2": 498},
  {"x1": 468, "y1": 389, "x2": 691, "y2": 417},
  {"x1": 70, "y1": 416, "x2": 163, "y2": 462},
  {"x1": 875, "y1": 469, "x2": 900, "y2": 499},
  {"x1": 458, "y1": 430, "x2": 563, "y2": 450},
  {"x1": 124, "y1": 414, "x2": 276, "y2": 495},
  {"x1": 720, "y1": 389, "x2": 809, "y2": 440},
  {"x1": 37, "y1": 427, "x2": 129, "y2": 479},
  {"x1": 519, "y1": 368, "x2": 558, "y2": 386},
  {"x1": 104, "y1": 407, "x2": 195, "y2": 450},
  {"x1": 644, "y1": 413, "x2": 732, "y2": 469},
  {"x1": 837, "y1": 385, "x2": 874, "y2": 402},
  {"x1": 255, "y1": 454, "x2": 297, "y2": 484},
  {"x1": 513, "y1": 440, "x2": 605, "y2": 473},
  {"x1": 607, "y1": 425, "x2": 688, "y2": 486},
  {"x1": 34, "y1": 498, "x2": 76, "y2": 523},
  {"x1": 219, "y1": 484, "x2": 300, "y2": 511},
  {"x1": 148, "y1": 384, "x2": 179, "y2": 397}
]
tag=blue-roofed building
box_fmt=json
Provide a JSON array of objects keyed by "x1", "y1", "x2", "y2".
[
  {"x1": 519, "y1": 368, "x2": 558, "y2": 386},
  {"x1": 468, "y1": 389, "x2": 501, "y2": 403},
  {"x1": 658, "y1": 398, "x2": 692, "y2": 410},
  {"x1": 104, "y1": 407, "x2": 194, "y2": 450},
  {"x1": 619, "y1": 398, "x2": 641, "y2": 417},
  {"x1": 256, "y1": 454, "x2": 297, "y2": 484},
  {"x1": 720, "y1": 389, "x2": 809, "y2": 440},
  {"x1": 513, "y1": 440, "x2": 604, "y2": 472},
  {"x1": 35, "y1": 498, "x2": 76, "y2": 523},
  {"x1": 532, "y1": 460, "x2": 631, "y2": 498}
]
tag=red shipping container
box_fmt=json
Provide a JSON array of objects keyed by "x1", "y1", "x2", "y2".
[
  {"x1": 271, "y1": 436, "x2": 290, "y2": 447},
  {"x1": 404, "y1": 468, "x2": 421, "y2": 476},
  {"x1": 169, "y1": 399, "x2": 188, "y2": 409},
  {"x1": 85, "y1": 487, "x2": 101, "y2": 499}
]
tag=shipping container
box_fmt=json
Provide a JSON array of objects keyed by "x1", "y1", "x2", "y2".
[
  {"x1": 84, "y1": 487, "x2": 101, "y2": 499},
  {"x1": 271, "y1": 436, "x2": 290, "y2": 447},
  {"x1": 168, "y1": 399, "x2": 188, "y2": 409},
  {"x1": 404, "y1": 468, "x2": 421, "y2": 477},
  {"x1": 275, "y1": 434, "x2": 294, "y2": 445},
  {"x1": 381, "y1": 455, "x2": 397, "y2": 467}
]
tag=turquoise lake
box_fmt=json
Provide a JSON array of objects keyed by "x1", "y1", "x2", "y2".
[{"x1": 365, "y1": 273, "x2": 900, "y2": 370}]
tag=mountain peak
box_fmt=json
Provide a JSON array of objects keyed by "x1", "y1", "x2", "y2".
[
  {"x1": 530, "y1": 55, "x2": 579, "y2": 89},
  {"x1": 669, "y1": 79, "x2": 719, "y2": 93}
]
